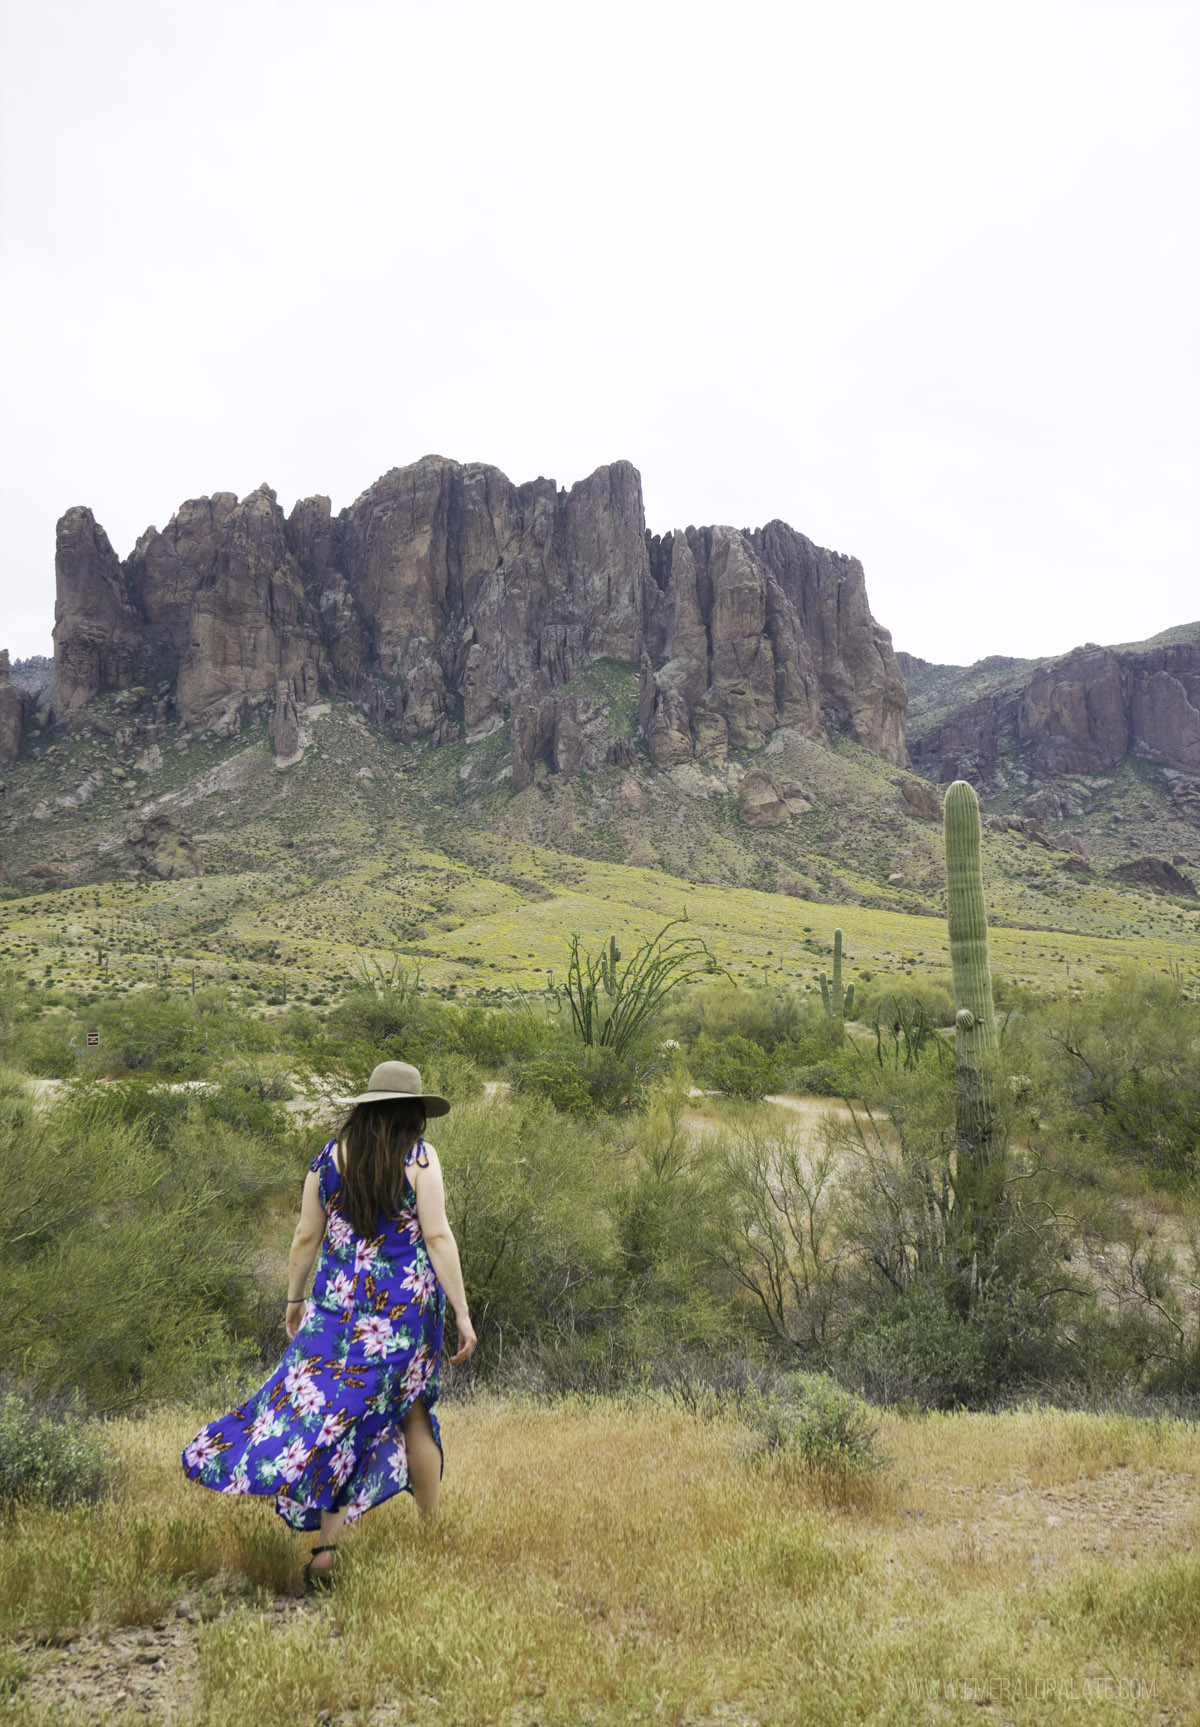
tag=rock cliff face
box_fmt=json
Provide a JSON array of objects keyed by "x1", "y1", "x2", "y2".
[
  {"x1": 0, "y1": 651, "x2": 31, "y2": 771},
  {"x1": 909, "y1": 641, "x2": 1200, "y2": 785},
  {"x1": 45, "y1": 455, "x2": 908, "y2": 777}
]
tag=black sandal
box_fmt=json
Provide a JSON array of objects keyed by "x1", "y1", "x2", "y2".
[{"x1": 303, "y1": 1543, "x2": 338, "y2": 1591}]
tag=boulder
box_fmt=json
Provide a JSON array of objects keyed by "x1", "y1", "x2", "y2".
[
  {"x1": 738, "y1": 768, "x2": 790, "y2": 827},
  {"x1": 899, "y1": 777, "x2": 942, "y2": 821}
]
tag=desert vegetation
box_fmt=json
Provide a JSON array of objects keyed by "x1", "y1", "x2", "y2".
[{"x1": 2, "y1": 821, "x2": 1199, "y2": 1718}]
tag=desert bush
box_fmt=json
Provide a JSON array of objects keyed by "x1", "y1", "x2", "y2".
[
  {"x1": 453, "y1": 1002, "x2": 545, "y2": 1068},
  {"x1": 1038, "y1": 968, "x2": 1200, "y2": 1181},
  {"x1": 660, "y1": 979, "x2": 828, "y2": 1054},
  {"x1": 0, "y1": 1082, "x2": 297, "y2": 1409},
  {"x1": 744, "y1": 1371, "x2": 887, "y2": 1491},
  {"x1": 848, "y1": 972, "x2": 955, "y2": 1028},
  {"x1": 0, "y1": 1395, "x2": 111, "y2": 1508},
  {"x1": 421, "y1": 1050, "x2": 485, "y2": 1104},
  {"x1": 777, "y1": 1059, "x2": 844, "y2": 1097},
  {"x1": 511, "y1": 1040, "x2": 651, "y2": 1116},
  {"x1": 713, "y1": 1118, "x2": 845, "y2": 1354},
  {"x1": 435, "y1": 1096, "x2": 620, "y2": 1363},
  {"x1": 691, "y1": 1034, "x2": 779, "y2": 1100},
  {"x1": 612, "y1": 1088, "x2": 733, "y2": 1355}
]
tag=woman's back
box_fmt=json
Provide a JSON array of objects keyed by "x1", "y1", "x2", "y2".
[{"x1": 309, "y1": 1137, "x2": 437, "y2": 1323}]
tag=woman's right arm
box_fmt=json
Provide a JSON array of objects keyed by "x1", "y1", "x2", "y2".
[{"x1": 413, "y1": 1145, "x2": 477, "y2": 1365}]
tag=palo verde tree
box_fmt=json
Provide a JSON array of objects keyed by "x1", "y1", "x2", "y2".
[{"x1": 562, "y1": 917, "x2": 723, "y2": 1061}]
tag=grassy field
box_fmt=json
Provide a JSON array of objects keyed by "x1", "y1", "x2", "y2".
[
  {"x1": 2, "y1": 840, "x2": 1198, "y2": 1013},
  {"x1": 4, "y1": 1397, "x2": 1197, "y2": 1725}
]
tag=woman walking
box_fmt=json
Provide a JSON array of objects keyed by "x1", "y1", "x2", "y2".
[{"x1": 182, "y1": 1061, "x2": 476, "y2": 1585}]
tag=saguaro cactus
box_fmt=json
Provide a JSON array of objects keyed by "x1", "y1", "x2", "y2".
[
  {"x1": 944, "y1": 780, "x2": 1002, "y2": 1277},
  {"x1": 600, "y1": 936, "x2": 622, "y2": 998},
  {"x1": 819, "y1": 928, "x2": 855, "y2": 1044}
]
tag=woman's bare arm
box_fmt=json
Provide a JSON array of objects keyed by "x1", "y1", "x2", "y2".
[
  {"x1": 284, "y1": 1169, "x2": 327, "y2": 1340},
  {"x1": 413, "y1": 1144, "x2": 477, "y2": 1364}
]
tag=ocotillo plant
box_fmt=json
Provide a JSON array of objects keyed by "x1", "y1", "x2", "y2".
[
  {"x1": 819, "y1": 928, "x2": 855, "y2": 1044},
  {"x1": 562, "y1": 918, "x2": 721, "y2": 1060},
  {"x1": 943, "y1": 779, "x2": 1003, "y2": 1282}
]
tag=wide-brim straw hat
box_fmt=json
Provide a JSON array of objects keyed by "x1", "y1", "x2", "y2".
[{"x1": 343, "y1": 1060, "x2": 451, "y2": 1115}]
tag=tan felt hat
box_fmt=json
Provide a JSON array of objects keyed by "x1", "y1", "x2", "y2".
[{"x1": 343, "y1": 1060, "x2": 451, "y2": 1115}]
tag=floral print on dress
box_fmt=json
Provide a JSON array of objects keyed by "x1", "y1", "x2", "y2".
[{"x1": 181, "y1": 1137, "x2": 445, "y2": 1531}]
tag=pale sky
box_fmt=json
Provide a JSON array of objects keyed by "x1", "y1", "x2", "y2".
[{"x1": 1, "y1": 0, "x2": 1197, "y2": 667}]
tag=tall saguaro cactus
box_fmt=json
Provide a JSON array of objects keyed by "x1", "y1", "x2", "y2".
[
  {"x1": 944, "y1": 780, "x2": 1003, "y2": 1282},
  {"x1": 819, "y1": 928, "x2": 854, "y2": 1045}
]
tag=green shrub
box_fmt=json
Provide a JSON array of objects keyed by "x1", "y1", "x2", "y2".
[
  {"x1": 453, "y1": 1003, "x2": 544, "y2": 1068},
  {"x1": 421, "y1": 1051, "x2": 485, "y2": 1105},
  {"x1": 661, "y1": 980, "x2": 824, "y2": 1053},
  {"x1": 0, "y1": 1083, "x2": 295, "y2": 1408},
  {"x1": 691, "y1": 1034, "x2": 778, "y2": 1100},
  {"x1": 1040, "y1": 969, "x2": 1200, "y2": 1181},
  {"x1": 780, "y1": 1061, "x2": 844, "y2": 1097},
  {"x1": 511, "y1": 1043, "x2": 646, "y2": 1117},
  {"x1": 745, "y1": 1372, "x2": 887, "y2": 1480},
  {"x1": 513, "y1": 1053, "x2": 600, "y2": 1117},
  {"x1": 437, "y1": 1096, "x2": 619, "y2": 1361},
  {"x1": 850, "y1": 973, "x2": 955, "y2": 1028},
  {"x1": 0, "y1": 1396, "x2": 110, "y2": 1508},
  {"x1": 838, "y1": 1281, "x2": 1065, "y2": 1410}
]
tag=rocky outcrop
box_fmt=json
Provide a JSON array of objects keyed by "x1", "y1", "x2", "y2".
[
  {"x1": 738, "y1": 768, "x2": 790, "y2": 827},
  {"x1": 50, "y1": 455, "x2": 909, "y2": 780},
  {"x1": 0, "y1": 651, "x2": 31, "y2": 769},
  {"x1": 640, "y1": 520, "x2": 906, "y2": 770},
  {"x1": 1110, "y1": 857, "x2": 1197, "y2": 897},
  {"x1": 52, "y1": 508, "x2": 144, "y2": 710},
  {"x1": 126, "y1": 494, "x2": 238, "y2": 652},
  {"x1": 176, "y1": 486, "x2": 324, "y2": 727},
  {"x1": 899, "y1": 777, "x2": 942, "y2": 821},
  {"x1": 123, "y1": 812, "x2": 202, "y2": 878},
  {"x1": 909, "y1": 639, "x2": 1200, "y2": 792}
]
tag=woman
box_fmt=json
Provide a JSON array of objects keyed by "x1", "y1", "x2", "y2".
[{"x1": 182, "y1": 1061, "x2": 476, "y2": 1585}]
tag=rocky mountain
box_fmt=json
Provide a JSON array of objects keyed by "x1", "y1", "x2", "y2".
[
  {"x1": 37, "y1": 457, "x2": 907, "y2": 786},
  {"x1": 904, "y1": 625, "x2": 1200, "y2": 830}
]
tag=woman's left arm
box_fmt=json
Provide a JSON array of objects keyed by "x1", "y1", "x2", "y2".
[{"x1": 284, "y1": 1170, "x2": 327, "y2": 1340}]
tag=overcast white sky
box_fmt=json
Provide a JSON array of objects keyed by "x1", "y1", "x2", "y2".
[{"x1": 1, "y1": 0, "x2": 1197, "y2": 667}]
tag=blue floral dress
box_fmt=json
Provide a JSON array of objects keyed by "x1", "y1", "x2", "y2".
[{"x1": 182, "y1": 1137, "x2": 445, "y2": 1531}]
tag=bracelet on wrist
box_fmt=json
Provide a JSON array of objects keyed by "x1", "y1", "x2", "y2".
[{"x1": 285, "y1": 1297, "x2": 305, "y2": 1305}]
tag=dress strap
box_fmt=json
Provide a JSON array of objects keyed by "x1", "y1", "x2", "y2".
[{"x1": 406, "y1": 1136, "x2": 430, "y2": 1169}]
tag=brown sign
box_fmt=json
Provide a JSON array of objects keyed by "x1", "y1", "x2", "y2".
[{"x1": 86, "y1": 1031, "x2": 99, "y2": 1047}]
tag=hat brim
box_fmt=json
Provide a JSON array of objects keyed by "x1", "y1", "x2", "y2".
[{"x1": 342, "y1": 1091, "x2": 451, "y2": 1115}]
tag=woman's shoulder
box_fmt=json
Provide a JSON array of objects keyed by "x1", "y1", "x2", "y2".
[
  {"x1": 406, "y1": 1137, "x2": 441, "y2": 1172},
  {"x1": 309, "y1": 1138, "x2": 339, "y2": 1175}
]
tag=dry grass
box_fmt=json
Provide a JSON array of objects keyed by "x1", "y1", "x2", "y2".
[{"x1": 3, "y1": 1397, "x2": 1198, "y2": 1724}]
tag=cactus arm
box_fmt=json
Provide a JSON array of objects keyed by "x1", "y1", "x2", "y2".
[
  {"x1": 844, "y1": 981, "x2": 855, "y2": 1017},
  {"x1": 820, "y1": 973, "x2": 831, "y2": 1016}
]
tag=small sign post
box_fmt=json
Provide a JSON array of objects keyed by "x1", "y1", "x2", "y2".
[{"x1": 86, "y1": 1030, "x2": 99, "y2": 1060}]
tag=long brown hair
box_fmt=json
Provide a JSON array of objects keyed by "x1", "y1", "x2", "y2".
[{"x1": 338, "y1": 1100, "x2": 426, "y2": 1238}]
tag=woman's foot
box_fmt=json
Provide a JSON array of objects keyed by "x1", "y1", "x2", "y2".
[{"x1": 303, "y1": 1544, "x2": 338, "y2": 1590}]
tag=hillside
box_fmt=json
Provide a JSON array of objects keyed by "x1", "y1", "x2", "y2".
[{"x1": 2, "y1": 689, "x2": 1198, "y2": 1007}]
